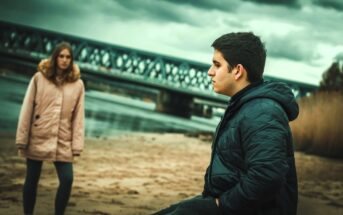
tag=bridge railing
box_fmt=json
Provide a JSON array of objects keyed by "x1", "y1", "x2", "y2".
[
  {"x1": 0, "y1": 21, "x2": 317, "y2": 100},
  {"x1": 0, "y1": 21, "x2": 216, "y2": 94}
]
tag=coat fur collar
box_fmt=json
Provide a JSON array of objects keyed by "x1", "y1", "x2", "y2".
[{"x1": 38, "y1": 59, "x2": 81, "y2": 82}]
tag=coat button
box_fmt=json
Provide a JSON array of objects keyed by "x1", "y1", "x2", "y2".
[{"x1": 35, "y1": 115, "x2": 40, "y2": 119}]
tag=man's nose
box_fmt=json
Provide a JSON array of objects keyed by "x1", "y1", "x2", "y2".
[{"x1": 208, "y1": 66, "x2": 214, "y2": 76}]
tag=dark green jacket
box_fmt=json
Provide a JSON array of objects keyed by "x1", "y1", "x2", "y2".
[{"x1": 203, "y1": 81, "x2": 299, "y2": 215}]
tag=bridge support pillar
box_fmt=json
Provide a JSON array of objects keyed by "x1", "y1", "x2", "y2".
[
  {"x1": 192, "y1": 103, "x2": 213, "y2": 118},
  {"x1": 156, "y1": 91, "x2": 193, "y2": 118}
]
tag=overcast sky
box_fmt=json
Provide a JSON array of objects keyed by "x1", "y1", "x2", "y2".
[{"x1": 1, "y1": 0, "x2": 342, "y2": 85}]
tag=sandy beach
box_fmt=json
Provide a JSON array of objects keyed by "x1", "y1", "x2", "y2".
[{"x1": 0, "y1": 133, "x2": 342, "y2": 215}]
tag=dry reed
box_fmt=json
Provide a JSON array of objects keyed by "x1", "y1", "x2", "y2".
[{"x1": 290, "y1": 91, "x2": 343, "y2": 158}]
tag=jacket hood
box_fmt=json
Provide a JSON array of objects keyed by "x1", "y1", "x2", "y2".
[
  {"x1": 240, "y1": 81, "x2": 299, "y2": 121},
  {"x1": 38, "y1": 59, "x2": 81, "y2": 82}
]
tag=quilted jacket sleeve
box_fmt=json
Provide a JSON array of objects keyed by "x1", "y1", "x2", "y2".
[
  {"x1": 71, "y1": 80, "x2": 85, "y2": 155},
  {"x1": 15, "y1": 75, "x2": 37, "y2": 148}
]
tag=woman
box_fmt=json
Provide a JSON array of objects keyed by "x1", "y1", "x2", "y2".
[{"x1": 15, "y1": 41, "x2": 85, "y2": 215}]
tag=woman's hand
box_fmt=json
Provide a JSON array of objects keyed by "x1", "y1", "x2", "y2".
[{"x1": 215, "y1": 198, "x2": 220, "y2": 207}]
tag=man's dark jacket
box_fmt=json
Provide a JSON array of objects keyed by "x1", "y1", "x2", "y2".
[{"x1": 203, "y1": 81, "x2": 299, "y2": 215}]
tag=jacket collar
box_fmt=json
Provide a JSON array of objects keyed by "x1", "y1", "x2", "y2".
[
  {"x1": 38, "y1": 59, "x2": 81, "y2": 82},
  {"x1": 229, "y1": 80, "x2": 264, "y2": 107}
]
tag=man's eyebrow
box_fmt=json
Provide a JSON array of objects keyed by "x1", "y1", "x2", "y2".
[{"x1": 212, "y1": 60, "x2": 220, "y2": 64}]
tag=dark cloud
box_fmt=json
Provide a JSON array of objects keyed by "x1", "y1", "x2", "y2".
[
  {"x1": 0, "y1": 0, "x2": 91, "y2": 27},
  {"x1": 242, "y1": 0, "x2": 300, "y2": 8},
  {"x1": 113, "y1": 0, "x2": 199, "y2": 24},
  {"x1": 162, "y1": 0, "x2": 240, "y2": 12},
  {"x1": 0, "y1": 0, "x2": 307, "y2": 29},
  {"x1": 0, "y1": 0, "x2": 203, "y2": 27},
  {"x1": 312, "y1": 0, "x2": 343, "y2": 11},
  {"x1": 0, "y1": 0, "x2": 85, "y2": 18},
  {"x1": 266, "y1": 35, "x2": 321, "y2": 63}
]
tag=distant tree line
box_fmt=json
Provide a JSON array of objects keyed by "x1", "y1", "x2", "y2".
[{"x1": 319, "y1": 61, "x2": 343, "y2": 91}]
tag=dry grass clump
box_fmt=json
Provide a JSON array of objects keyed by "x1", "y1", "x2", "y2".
[{"x1": 291, "y1": 91, "x2": 343, "y2": 158}]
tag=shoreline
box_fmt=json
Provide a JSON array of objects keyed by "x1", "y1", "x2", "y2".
[{"x1": 0, "y1": 133, "x2": 342, "y2": 214}]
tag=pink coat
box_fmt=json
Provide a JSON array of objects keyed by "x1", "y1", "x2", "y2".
[{"x1": 16, "y1": 60, "x2": 85, "y2": 162}]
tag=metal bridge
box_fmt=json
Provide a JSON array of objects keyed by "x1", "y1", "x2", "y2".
[{"x1": 0, "y1": 21, "x2": 317, "y2": 117}]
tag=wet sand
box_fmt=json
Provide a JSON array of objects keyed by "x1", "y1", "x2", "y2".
[{"x1": 0, "y1": 133, "x2": 342, "y2": 215}]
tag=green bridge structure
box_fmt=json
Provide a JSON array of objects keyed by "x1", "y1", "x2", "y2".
[{"x1": 0, "y1": 21, "x2": 317, "y2": 118}]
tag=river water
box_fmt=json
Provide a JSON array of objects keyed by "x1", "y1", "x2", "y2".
[{"x1": 0, "y1": 72, "x2": 221, "y2": 138}]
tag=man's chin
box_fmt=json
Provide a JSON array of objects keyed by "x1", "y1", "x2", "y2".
[{"x1": 213, "y1": 88, "x2": 220, "y2": 94}]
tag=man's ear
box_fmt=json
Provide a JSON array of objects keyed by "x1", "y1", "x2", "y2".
[{"x1": 234, "y1": 64, "x2": 244, "y2": 80}]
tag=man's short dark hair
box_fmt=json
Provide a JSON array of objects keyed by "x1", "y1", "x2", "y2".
[{"x1": 212, "y1": 32, "x2": 266, "y2": 83}]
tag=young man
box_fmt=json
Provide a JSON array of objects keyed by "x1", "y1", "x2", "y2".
[{"x1": 152, "y1": 32, "x2": 299, "y2": 215}]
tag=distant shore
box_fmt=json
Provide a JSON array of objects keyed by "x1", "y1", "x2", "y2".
[{"x1": 0, "y1": 133, "x2": 342, "y2": 214}]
